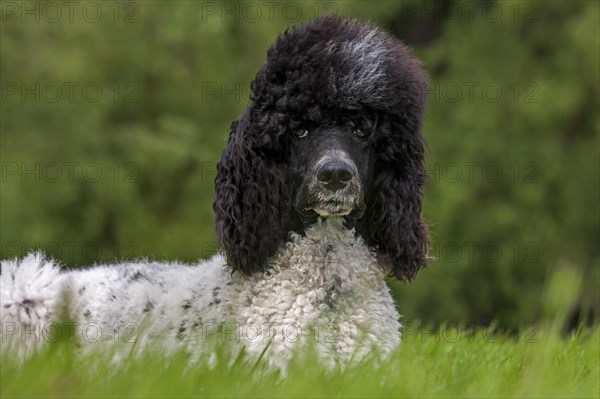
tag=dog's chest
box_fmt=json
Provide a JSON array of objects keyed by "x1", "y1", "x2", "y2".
[{"x1": 230, "y1": 220, "x2": 385, "y2": 328}]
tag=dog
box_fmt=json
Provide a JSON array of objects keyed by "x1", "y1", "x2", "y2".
[{"x1": 0, "y1": 14, "x2": 429, "y2": 370}]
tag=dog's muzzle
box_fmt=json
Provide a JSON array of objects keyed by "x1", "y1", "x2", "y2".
[{"x1": 306, "y1": 153, "x2": 362, "y2": 217}]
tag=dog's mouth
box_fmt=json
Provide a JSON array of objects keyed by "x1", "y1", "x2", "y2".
[
  {"x1": 313, "y1": 207, "x2": 352, "y2": 217},
  {"x1": 297, "y1": 175, "x2": 364, "y2": 218},
  {"x1": 308, "y1": 200, "x2": 355, "y2": 217}
]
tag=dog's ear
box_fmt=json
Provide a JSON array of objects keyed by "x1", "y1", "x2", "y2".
[
  {"x1": 358, "y1": 115, "x2": 429, "y2": 282},
  {"x1": 213, "y1": 111, "x2": 291, "y2": 275}
]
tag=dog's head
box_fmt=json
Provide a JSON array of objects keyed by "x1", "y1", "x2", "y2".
[
  {"x1": 214, "y1": 14, "x2": 428, "y2": 281},
  {"x1": 289, "y1": 110, "x2": 376, "y2": 220}
]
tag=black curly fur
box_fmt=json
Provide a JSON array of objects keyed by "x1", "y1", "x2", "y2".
[{"x1": 214, "y1": 14, "x2": 429, "y2": 281}]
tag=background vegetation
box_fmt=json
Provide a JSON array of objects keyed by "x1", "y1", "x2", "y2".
[{"x1": 1, "y1": 0, "x2": 598, "y2": 334}]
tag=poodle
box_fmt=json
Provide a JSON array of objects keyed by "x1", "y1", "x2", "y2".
[{"x1": 0, "y1": 14, "x2": 429, "y2": 369}]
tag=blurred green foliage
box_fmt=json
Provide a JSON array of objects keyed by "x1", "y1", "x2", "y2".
[{"x1": 1, "y1": 1, "x2": 598, "y2": 330}]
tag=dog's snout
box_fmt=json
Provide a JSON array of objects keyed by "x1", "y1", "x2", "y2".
[{"x1": 317, "y1": 160, "x2": 353, "y2": 190}]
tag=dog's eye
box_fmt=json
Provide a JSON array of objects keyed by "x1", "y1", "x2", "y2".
[
  {"x1": 292, "y1": 129, "x2": 308, "y2": 138},
  {"x1": 353, "y1": 128, "x2": 368, "y2": 139}
]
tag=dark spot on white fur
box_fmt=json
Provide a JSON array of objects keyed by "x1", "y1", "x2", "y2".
[
  {"x1": 83, "y1": 309, "x2": 91, "y2": 318},
  {"x1": 159, "y1": 282, "x2": 168, "y2": 294},
  {"x1": 181, "y1": 300, "x2": 192, "y2": 311},
  {"x1": 176, "y1": 323, "x2": 187, "y2": 340},
  {"x1": 211, "y1": 287, "x2": 222, "y2": 304},
  {"x1": 325, "y1": 274, "x2": 343, "y2": 309},
  {"x1": 78, "y1": 286, "x2": 86, "y2": 295},
  {"x1": 143, "y1": 301, "x2": 154, "y2": 313},
  {"x1": 128, "y1": 271, "x2": 147, "y2": 282}
]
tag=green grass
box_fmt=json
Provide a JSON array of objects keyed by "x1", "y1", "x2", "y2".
[{"x1": 1, "y1": 324, "x2": 598, "y2": 398}]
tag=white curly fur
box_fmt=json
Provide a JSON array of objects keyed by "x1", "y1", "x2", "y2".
[{"x1": 1, "y1": 219, "x2": 400, "y2": 369}]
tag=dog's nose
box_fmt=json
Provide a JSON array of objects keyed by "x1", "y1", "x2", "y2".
[{"x1": 317, "y1": 160, "x2": 353, "y2": 190}]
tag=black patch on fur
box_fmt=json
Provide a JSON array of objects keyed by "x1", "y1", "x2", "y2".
[
  {"x1": 83, "y1": 309, "x2": 91, "y2": 318},
  {"x1": 143, "y1": 301, "x2": 155, "y2": 313},
  {"x1": 128, "y1": 271, "x2": 147, "y2": 282},
  {"x1": 176, "y1": 323, "x2": 187, "y2": 341},
  {"x1": 181, "y1": 299, "x2": 192, "y2": 311},
  {"x1": 211, "y1": 287, "x2": 222, "y2": 305},
  {"x1": 21, "y1": 299, "x2": 34, "y2": 306}
]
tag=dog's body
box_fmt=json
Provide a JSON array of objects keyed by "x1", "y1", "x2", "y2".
[
  {"x1": 2, "y1": 220, "x2": 398, "y2": 368},
  {"x1": 1, "y1": 15, "x2": 428, "y2": 368}
]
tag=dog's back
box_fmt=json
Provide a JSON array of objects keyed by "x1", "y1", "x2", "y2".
[{"x1": 1, "y1": 252, "x2": 230, "y2": 361}]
